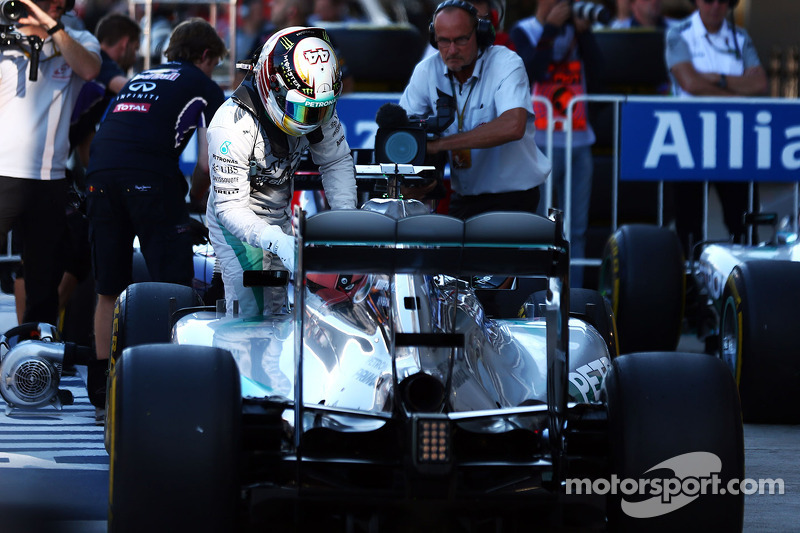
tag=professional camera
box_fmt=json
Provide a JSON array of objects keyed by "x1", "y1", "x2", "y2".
[
  {"x1": 0, "y1": 0, "x2": 25, "y2": 26},
  {"x1": 572, "y1": 1, "x2": 611, "y2": 25},
  {"x1": 374, "y1": 90, "x2": 455, "y2": 166}
]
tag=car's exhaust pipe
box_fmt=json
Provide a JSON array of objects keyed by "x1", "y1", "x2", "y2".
[{"x1": 399, "y1": 372, "x2": 447, "y2": 413}]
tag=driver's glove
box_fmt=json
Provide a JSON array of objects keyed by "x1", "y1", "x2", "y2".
[{"x1": 259, "y1": 225, "x2": 296, "y2": 272}]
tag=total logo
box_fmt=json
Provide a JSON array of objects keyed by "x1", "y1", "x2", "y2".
[{"x1": 113, "y1": 103, "x2": 151, "y2": 113}]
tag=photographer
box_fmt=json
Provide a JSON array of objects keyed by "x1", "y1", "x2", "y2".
[
  {"x1": 509, "y1": 0, "x2": 604, "y2": 287},
  {"x1": 0, "y1": 0, "x2": 100, "y2": 326},
  {"x1": 400, "y1": 0, "x2": 551, "y2": 220}
]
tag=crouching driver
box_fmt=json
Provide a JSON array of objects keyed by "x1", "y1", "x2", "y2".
[{"x1": 206, "y1": 26, "x2": 357, "y2": 316}]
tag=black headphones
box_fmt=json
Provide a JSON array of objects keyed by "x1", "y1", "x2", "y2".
[
  {"x1": 690, "y1": 0, "x2": 739, "y2": 7},
  {"x1": 428, "y1": 0, "x2": 495, "y2": 50}
]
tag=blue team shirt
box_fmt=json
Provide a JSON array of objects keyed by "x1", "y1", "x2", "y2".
[{"x1": 88, "y1": 60, "x2": 224, "y2": 176}]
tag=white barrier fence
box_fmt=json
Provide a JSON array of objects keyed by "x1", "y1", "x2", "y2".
[{"x1": 565, "y1": 94, "x2": 800, "y2": 269}]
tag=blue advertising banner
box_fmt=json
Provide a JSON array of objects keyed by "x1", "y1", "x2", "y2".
[
  {"x1": 335, "y1": 93, "x2": 401, "y2": 149},
  {"x1": 620, "y1": 97, "x2": 800, "y2": 182}
]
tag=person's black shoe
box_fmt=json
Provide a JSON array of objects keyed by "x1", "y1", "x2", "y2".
[{"x1": 87, "y1": 359, "x2": 108, "y2": 410}]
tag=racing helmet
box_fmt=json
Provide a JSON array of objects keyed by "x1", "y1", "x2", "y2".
[
  {"x1": 307, "y1": 274, "x2": 370, "y2": 305},
  {"x1": 255, "y1": 26, "x2": 342, "y2": 137}
]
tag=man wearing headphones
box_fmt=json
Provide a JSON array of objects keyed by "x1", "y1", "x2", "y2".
[
  {"x1": 0, "y1": 0, "x2": 100, "y2": 326},
  {"x1": 400, "y1": 0, "x2": 551, "y2": 220},
  {"x1": 666, "y1": 0, "x2": 767, "y2": 256}
]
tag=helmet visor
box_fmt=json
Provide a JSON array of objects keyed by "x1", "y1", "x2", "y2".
[{"x1": 284, "y1": 89, "x2": 336, "y2": 127}]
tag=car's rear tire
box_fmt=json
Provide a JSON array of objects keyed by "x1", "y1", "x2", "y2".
[
  {"x1": 720, "y1": 260, "x2": 800, "y2": 423},
  {"x1": 603, "y1": 352, "x2": 744, "y2": 532},
  {"x1": 599, "y1": 224, "x2": 684, "y2": 354},
  {"x1": 525, "y1": 288, "x2": 618, "y2": 357},
  {"x1": 108, "y1": 344, "x2": 241, "y2": 533}
]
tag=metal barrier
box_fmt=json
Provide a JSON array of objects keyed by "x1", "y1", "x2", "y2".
[
  {"x1": 563, "y1": 94, "x2": 800, "y2": 268},
  {"x1": 2, "y1": 232, "x2": 19, "y2": 263},
  {"x1": 532, "y1": 95, "x2": 554, "y2": 211}
]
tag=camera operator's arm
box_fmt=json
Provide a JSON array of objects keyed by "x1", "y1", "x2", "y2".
[
  {"x1": 510, "y1": 1, "x2": 571, "y2": 85},
  {"x1": 17, "y1": 0, "x2": 100, "y2": 81},
  {"x1": 426, "y1": 107, "x2": 527, "y2": 154},
  {"x1": 575, "y1": 21, "x2": 605, "y2": 91}
]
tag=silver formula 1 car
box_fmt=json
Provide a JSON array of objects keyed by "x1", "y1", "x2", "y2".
[
  {"x1": 0, "y1": 170, "x2": 745, "y2": 530},
  {"x1": 600, "y1": 217, "x2": 800, "y2": 423}
]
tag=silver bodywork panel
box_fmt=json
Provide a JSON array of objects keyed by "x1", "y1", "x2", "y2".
[{"x1": 175, "y1": 273, "x2": 609, "y2": 414}]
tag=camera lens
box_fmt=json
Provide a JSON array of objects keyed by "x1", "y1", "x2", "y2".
[
  {"x1": 572, "y1": 1, "x2": 611, "y2": 25},
  {"x1": 383, "y1": 131, "x2": 420, "y2": 164},
  {"x1": 1, "y1": 0, "x2": 25, "y2": 23}
]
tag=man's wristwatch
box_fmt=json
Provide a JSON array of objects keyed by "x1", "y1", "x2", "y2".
[
  {"x1": 46, "y1": 21, "x2": 64, "y2": 35},
  {"x1": 717, "y1": 73, "x2": 728, "y2": 90}
]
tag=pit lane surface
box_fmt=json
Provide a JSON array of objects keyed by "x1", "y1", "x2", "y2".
[{"x1": 0, "y1": 291, "x2": 797, "y2": 532}]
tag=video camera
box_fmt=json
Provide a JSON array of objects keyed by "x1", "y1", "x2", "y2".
[
  {"x1": 0, "y1": 0, "x2": 43, "y2": 82},
  {"x1": 0, "y1": 0, "x2": 24, "y2": 26},
  {"x1": 374, "y1": 90, "x2": 455, "y2": 166},
  {"x1": 571, "y1": 1, "x2": 611, "y2": 25}
]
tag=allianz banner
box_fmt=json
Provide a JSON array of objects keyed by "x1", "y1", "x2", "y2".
[{"x1": 620, "y1": 97, "x2": 800, "y2": 182}]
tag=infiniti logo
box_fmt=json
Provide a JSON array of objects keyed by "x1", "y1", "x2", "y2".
[{"x1": 128, "y1": 81, "x2": 156, "y2": 92}]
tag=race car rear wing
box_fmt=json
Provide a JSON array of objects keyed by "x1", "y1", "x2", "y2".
[
  {"x1": 296, "y1": 207, "x2": 572, "y2": 481},
  {"x1": 300, "y1": 209, "x2": 567, "y2": 277}
]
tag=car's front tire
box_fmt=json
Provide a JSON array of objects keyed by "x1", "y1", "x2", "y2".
[
  {"x1": 110, "y1": 281, "x2": 202, "y2": 363},
  {"x1": 720, "y1": 260, "x2": 800, "y2": 423},
  {"x1": 599, "y1": 225, "x2": 684, "y2": 354}
]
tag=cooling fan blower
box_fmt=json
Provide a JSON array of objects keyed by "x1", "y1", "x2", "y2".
[{"x1": 0, "y1": 323, "x2": 92, "y2": 413}]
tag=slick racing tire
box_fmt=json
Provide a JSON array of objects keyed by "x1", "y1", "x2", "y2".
[
  {"x1": 599, "y1": 224, "x2": 684, "y2": 354},
  {"x1": 720, "y1": 260, "x2": 800, "y2": 423},
  {"x1": 525, "y1": 288, "x2": 619, "y2": 357},
  {"x1": 603, "y1": 352, "x2": 744, "y2": 532},
  {"x1": 108, "y1": 344, "x2": 241, "y2": 533},
  {"x1": 106, "y1": 282, "x2": 202, "y2": 451},
  {"x1": 110, "y1": 282, "x2": 202, "y2": 364}
]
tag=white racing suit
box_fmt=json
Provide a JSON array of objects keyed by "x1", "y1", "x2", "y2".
[{"x1": 206, "y1": 85, "x2": 357, "y2": 317}]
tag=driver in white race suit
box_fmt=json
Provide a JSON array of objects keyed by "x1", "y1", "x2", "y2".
[{"x1": 206, "y1": 26, "x2": 357, "y2": 316}]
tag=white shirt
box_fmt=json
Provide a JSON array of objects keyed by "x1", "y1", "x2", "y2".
[
  {"x1": 400, "y1": 45, "x2": 551, "y2": 197},
  {"x1": 0, "y1": 27, "x2": 100, "y2": 180},
  {"x1": 665, "y1": 11, "x2": 761, "y2": 99}
]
